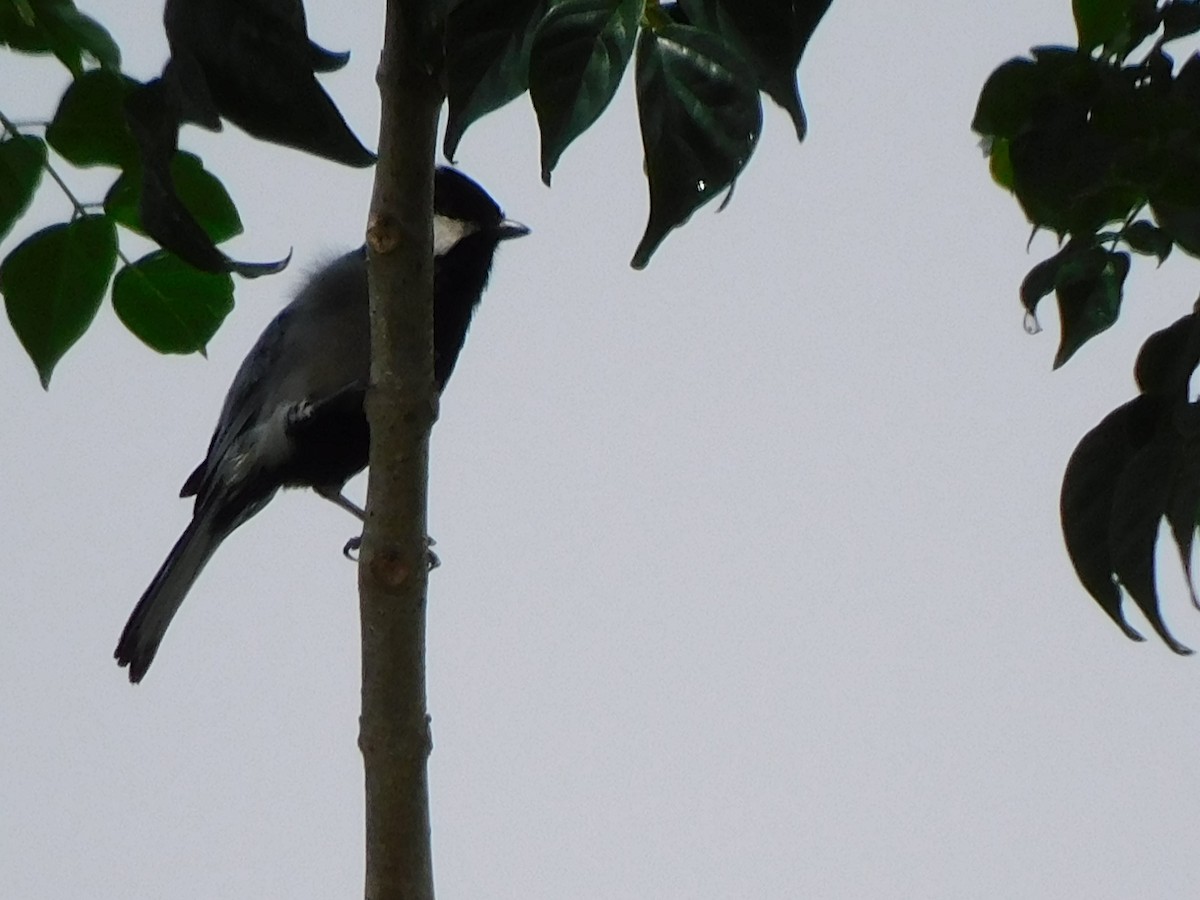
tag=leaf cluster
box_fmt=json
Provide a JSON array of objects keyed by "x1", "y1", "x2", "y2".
[
  {"x1": 975, "y1": 0, "x2": 1200, "y2": 649},
  {"x1": 974, "y1": 0, "x2": 1200, "y2": 365},
  {"x1": 1062, "y1": 306, "x2": 1200, "y2": 653},
  {"x1": 0, "y1": 0, "x2": 118, "y2": 74},
  {"x1": 444, "y1": 0, "x2": 831, "y2": 267},
  {"x1": 0, "y1": 0, "x2": 375, "y2": 386}
]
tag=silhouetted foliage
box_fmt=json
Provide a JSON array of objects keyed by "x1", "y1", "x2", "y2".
[
  {"x1": 975, "y1": 0, "x2": 1200, "y2": 649},
  {"x1": 1, "y1": 0, "x2": 831, "y2": 384}
]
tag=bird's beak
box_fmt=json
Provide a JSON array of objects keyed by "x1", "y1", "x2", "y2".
[{"x1": 496, "y1": 219, "x2": 531, "y2": 241}]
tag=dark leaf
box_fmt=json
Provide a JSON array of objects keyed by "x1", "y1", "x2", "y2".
[
  {"x1": 160, "y1": 55, "x2": 221, "y2": 130},
  {"x1": 43, "y1": 0, "x2": 120, "y2": 71},
  {"x1": 1134, "y1": 311, "x2": 1200, "y2": 396},
  {"x1": 1124, "y1": 0, "x2": 1165, "y2": 53},
  {"x1": 0, "y1": 134, "x2": 47, "y2": 243},
  {"x1": 1072, "y1": 0, "x2": 1136, "y2": 53},
  {"x1": 46, "y1": 68, "x2": 139, "y2": 168},
  {"x1": 444, "y1": 0, "x2": 547, "y2": 160},
  {"x1": 0, "y1": 216, "x2": 117, "y2": 387},
  {"x1": 1151, "y1": 203, "x2": 1200, "y2": 258},
  {"x1": 1123, "y1": 219, "x2": 1172, "y2": 263},
  {"x1": 1110, "y1": 432, "x2": 1193, "y2": 653},
  {"x1": 307, "y1": 41, "x2": 350, "y2": 73},
  {"x1": 104, "y1": 151, "x2": 242, "y2": 244},
  {"x1": 1053, "y1": 249, "x2": 1129, "y2": 367},
  {"x1": 1150, "y1": 169, "x2": 1200, "y2": 257},
  {"x1": 1169, "y1": 45, "x2": 1200, "y2": 98},
  {"x1": 1061, "y1": 395, "x2": 1163, "y2": 644},
  {"x1": 121, "y1": 79, "x2": 285, "y2": 278},
  {"x1": 0, "y1": 0, "x2": 119, "y2": 72},
  {"x1": 679, "y1": 0, "x2": 831, "y2": 142},
  {"x1": 128, "y1": 156, "x2": 287, "y2": 276},
  {"x1": 632, "y1": 24, "x2": 762, "y2": 269},
  {"x1": 977, "y1": 50, "x2": 1149, "y2": 235},
  {"x1": 529, "y1": 0, "x2": 641, "y2": 184},
  {"x1": 1166, "y1": 408, "x2": 1200, "y2": 609},
  {"x1": 0, "y1": 0, "x2": 59, "y2": 57},
  {"x1": 1010, "y1": 121, "x2": 1131, "y2": 236},
  {"x1": 163, "y1": 0, "x2": 374, "y2": 167},
  {"x1": 1162, "y1": 0, "x2": 1200, "y2": 41},
  {"x1": 222, "y1": 253, "x2": 291, "y2": 279},
  {"x1": 972, "y1": 57, "x2": 1042, "y2": 139},
  {"x1": 1020, "y1": 239, "x2": 1087, "y2": 313},
  {"x1": 111, "y1": 251, "x2": 234, "y2": 354}
]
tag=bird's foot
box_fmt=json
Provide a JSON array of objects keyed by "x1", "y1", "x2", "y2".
[{"x1": 341, "y1": 534, "x2": 439, "y2": 570}]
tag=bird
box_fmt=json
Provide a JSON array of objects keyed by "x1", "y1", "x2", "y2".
[{"x1": 114, "y1": 167, "x2": 529, "y2": 683}]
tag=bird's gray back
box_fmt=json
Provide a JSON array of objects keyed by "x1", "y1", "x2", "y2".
[{"x1": 190, "y1": 249, "x2": 369, "y2": 496}]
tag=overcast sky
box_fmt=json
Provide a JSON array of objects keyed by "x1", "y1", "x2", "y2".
[{"x1": 6, "y1": 2, "x2": 1200, "y2": 898}]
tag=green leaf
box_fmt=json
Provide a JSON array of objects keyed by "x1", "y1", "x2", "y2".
[
  {"x1": 46, "y1": 68, "x2": 138, "y2": 168},
  {"x1": 1073, "y1": 0, "x2": 1136, "y2": 52},
  {"x1": 104, "y1": 151, "x2": 243, "y2": 243},
  {"x1": 1061, "y1": 395, "x2": 1161, "y2": 644},
  {"x1": 1053, "y1": 249, "x2": 1129, "y2": 367},
  {"x1": 0, "y1": 215, "x2": 117, "y2": 387},
  {"x1": 0, "y1": 0, "x2": 49, "y2": 48},
  {"x1": 111, "y1": 252, "x2": 234, "y2": 354},
  {"x1": 1123, "y1": 219, "x2": 1172, "y2": 263},
  {"x1": 986, "y1": 137, "x2": 1014, "y2": 191},
  {"x1": 0, "y1": 0, "x2": 120, "y2": 74},
  {"x1": 47, "y1": 2, "x2": 120, "y2": 70},
  {"x1": 632, "y1": 24, "x2": 762, "y2": 269},
  {"x1": 529, "y1": 0, "x2": 642, "y2": 184},
  {"x1": 0, "y1": 134, "x2": 47, "y2": 243},
  {"x1": 678, "y1": 0, "x2": 831, "y2": 142},
  {"x1": 0, "y1": 0, "x2": 78, "y2": 71},
  {"x1": 444, "y1": 0, "x2": 547, "y2": 160}
]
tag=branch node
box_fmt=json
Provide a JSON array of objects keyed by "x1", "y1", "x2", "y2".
[
  {"x1": 367, "y1": 214, "x2": 402, "y2": 253},
  {"x1": 368, "y1": 544, "x2": 419, "y2": 589}
]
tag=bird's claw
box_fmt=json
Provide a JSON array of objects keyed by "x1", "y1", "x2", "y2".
[{"x1": 341, "y1": 534, "x2": 438, "y2": 570}]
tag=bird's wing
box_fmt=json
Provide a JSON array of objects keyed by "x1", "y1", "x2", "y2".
[{"x1": 180, "y1": 307, "x2": 295, "y2": 501}]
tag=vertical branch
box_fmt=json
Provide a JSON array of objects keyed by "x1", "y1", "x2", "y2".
[{"x1": 360, "y1": 2, "x2": 444, "y2": 899}]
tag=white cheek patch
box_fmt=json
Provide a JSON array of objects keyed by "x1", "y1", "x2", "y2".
[{"x1": 433, "y1": 215, "x2": 479, "y2": 256}]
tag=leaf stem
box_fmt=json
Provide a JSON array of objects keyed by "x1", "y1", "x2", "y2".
[
  {"x1": 40, "y1": 157, "x2": 89, "y2": 220},
  {"x1": 1, "y1": 107, "x2": 90, "y2": 220}
]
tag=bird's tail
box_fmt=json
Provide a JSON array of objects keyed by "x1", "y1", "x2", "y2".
[{"x1": 115, "y1": 509, "x2": 224, "y2": 683}]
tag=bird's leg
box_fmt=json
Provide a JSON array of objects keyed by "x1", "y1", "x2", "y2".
[
  {"x1": 314, "y1": 485, "x2": 365, "y2": 520},
  {"x1": 311, "y1": 486, "x2": 367, "y2": 560}
]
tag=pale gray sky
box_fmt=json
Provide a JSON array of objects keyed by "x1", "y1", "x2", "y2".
[{"x1": 6, "y1": 2, "x2": 1200, "y2": 898}]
